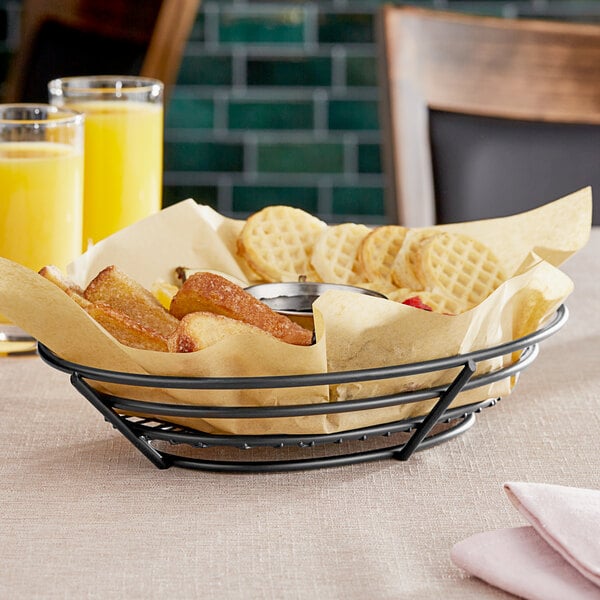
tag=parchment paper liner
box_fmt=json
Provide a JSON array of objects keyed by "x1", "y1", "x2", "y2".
[{"x1": 0, "y1": 187, "x2": 591, "y2": 435}]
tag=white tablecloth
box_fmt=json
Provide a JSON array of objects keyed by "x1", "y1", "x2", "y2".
[{"x1": 1, "y1": 229, "x2": 599, "y2": 599}]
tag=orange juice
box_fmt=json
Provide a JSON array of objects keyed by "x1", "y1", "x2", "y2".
[
  {"x1": 67, "y1": 100, "x2": 163, "y2": 246},
  {"x1": 0, "y1": 141, "x2": 83, "y2": 271},
  {"x1": 0, "y1": 141, "x2": 83, "y2": 326}
]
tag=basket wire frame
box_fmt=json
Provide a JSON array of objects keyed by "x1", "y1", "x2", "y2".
[{"x1": 38, "y1": 305, "x2": 568, "y2": 472}]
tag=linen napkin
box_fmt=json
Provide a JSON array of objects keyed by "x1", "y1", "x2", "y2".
[{"x1": 451, "y1": 482, "x2": 600, "y2": 599}]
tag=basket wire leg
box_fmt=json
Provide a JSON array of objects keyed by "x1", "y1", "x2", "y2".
[
  {"x1": 70, "y1": 361, "x2": 475, "y2": 471},
  {"x1": 394, "y1": 360, "x2": 476, "y2": 461},
  {"x1": 70, "y1": 373, "x2": 172, "y2": 469}
]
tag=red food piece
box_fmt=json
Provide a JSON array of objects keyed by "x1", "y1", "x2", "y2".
[{"x1": 402, "y1": 295, "x2": 433, "y2": 311}]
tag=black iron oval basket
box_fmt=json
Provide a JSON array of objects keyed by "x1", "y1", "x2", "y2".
[{"x1": 38, "y1": 305, "x2": 568, "y2": 473}]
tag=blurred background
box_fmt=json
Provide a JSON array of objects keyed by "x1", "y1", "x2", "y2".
[{"x1": 1, "y1": 0, "x2": 599, "y2": 224}]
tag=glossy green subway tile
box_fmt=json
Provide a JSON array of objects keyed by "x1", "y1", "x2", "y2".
[
  {"x1": 177, "y1": 55, "x2": 232, "y2": 86},
  {"x1": 328, "y1": 100, "x2": 380, "y2": 130},
  {"x1": 165, "y1": 97, "x2": 214, "y2": 129},
  {"x1": 188, "y1": 11, "x2": 205, "y2": 42},
  {"x1": 232, "y1": 186, "x2": 319, "y2": 213},
  {"x1": 164, "y1": 141, "x2": 243, "y2": 172},
  {"x1": 346, "y1": 56, "x2": 378, "y2": 87},
  {"x1": 229, "y1": 101, "x2": 313, "y2": 130},
  {"x1": 358, "y1": 143, "x2": 382, "y2": 173},
  {"x1": 219, "y1": 8, "x2": 305, "y2": 44},
  {"x1": 163, "y1": 185, "x2": 218, "y2": 209},
  {"x1": 247, "y1": 57, "x2": 332, "y2": 87},
  {"x1": 318, "y1": 12, "x2": 374, "y2": 44},
  {"x1": 257, "y1": 142, "x2": 345, "y2": 173},
  {"x1": 331, "y1": 186, "x2": 385, "y2": 216}
]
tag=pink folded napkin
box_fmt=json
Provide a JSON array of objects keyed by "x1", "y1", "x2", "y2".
[{"x1": 451, "y1": 482, "x2": 600, "y2": 599}]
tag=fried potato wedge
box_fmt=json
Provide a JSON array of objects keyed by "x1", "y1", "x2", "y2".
[
  {"x1": 38, "y1": 265, "x2": 88, "y2": 308},
  {"x1": 84, "y1": 265, "x2": 179, "y2": 337},
  {"x1": 86, "y1": 302, "x2": 169, "y2": 351},
  {"x1": 168, "y1": 311, "x2": 276, "y2": 352},
  {"x1": 39, "y1": 265, "x2": 170, "y2": 351},
  {"x1": 170, "y1": 271, "x2": 313, "y2": 346}
]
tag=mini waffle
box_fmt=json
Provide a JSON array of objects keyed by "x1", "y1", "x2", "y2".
[
  {"x1": 358, "y1": 225, "x2": 409, "y2": 286},
  {"x1": 419, "y1": 232, "x2": 506, "y2": 312},
  {"x1": 385, "y1": 287, "x2": 416, "y2": 304},
  {"x1": 311, "y1": 223, "x2": 371, "y2": 285},
  {"x1": 237, "y1": 205, "x2": 326, "y2": 282},
  {"x1": 390, "y1": 228, "x2": 438, "y2": 290}
]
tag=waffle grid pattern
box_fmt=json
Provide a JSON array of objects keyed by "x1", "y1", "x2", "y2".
[
  {"x1": 239, "y1": 205, "x2": 325, "y2": 281},
  {"x1": 311, "y1": 223, "x2": 370, "y2": 284},
  {"x1": 421, "y1": 233, "x2": 506, "y2": 309},
  {"x1": 391, "y1": 229, "x2": 436, "y2": 289},
  {"x1": 359, "y1": 225, "x2": 408, "y2": 284}
]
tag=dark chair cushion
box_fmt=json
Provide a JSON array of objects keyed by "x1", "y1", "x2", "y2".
[{"x1": 429, "y1": 110, "x2": 599, "y2": 225}]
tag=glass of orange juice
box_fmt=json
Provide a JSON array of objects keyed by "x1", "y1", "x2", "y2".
[
  {"x1": 0, "y1": 104, "x2": 84, "y2": 354},
  {"x1": 48, "y1": 76, "x2": 164, "y2": 248}
]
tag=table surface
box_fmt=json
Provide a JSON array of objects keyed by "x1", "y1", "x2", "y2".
[{"x1": 2, "y1": 229, "x2": 599, "y2": 600}]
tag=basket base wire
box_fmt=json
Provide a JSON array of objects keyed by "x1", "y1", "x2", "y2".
[
  {"x1": 151, "y1": 413, "x2": 478, "y2": 473},
  {"x1": 69, "y1": 359, "x2": 477, "y2": 472}
]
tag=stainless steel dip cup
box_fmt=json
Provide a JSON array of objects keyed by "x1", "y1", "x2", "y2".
[{"x1": 245, "y1": 282, "x2": 387, "y2": 329}]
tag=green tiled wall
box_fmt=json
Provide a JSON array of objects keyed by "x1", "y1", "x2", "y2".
[
  {"x1": 162, "y1": 0, "x2": 600, "y2": 223},
  {"x1": 1, "y1": 0, "x2": 599, "y2": 223},
  {"x1": 164, "y1": 0, "x2": 397, "y2": 223}
]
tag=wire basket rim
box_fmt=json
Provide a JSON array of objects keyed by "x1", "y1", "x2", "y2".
[{"x1": 37, "y1": 304, "x2": 567, "y2": 391}]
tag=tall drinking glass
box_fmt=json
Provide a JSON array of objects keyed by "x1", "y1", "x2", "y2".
[
  {"x1": 48, "y1": 76, "x2": 164, "y2": 248},
  {"x1": 0, "y1": 104, "x2": 84, "y2": 354}
]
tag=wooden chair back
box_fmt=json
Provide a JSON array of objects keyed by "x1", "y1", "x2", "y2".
[
  {"x1": 2, "y1": 0, "x2": 200, "y2": 104},
  {"x1": 377, "y1": 6, "x2": 600, "y2": 225}
]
